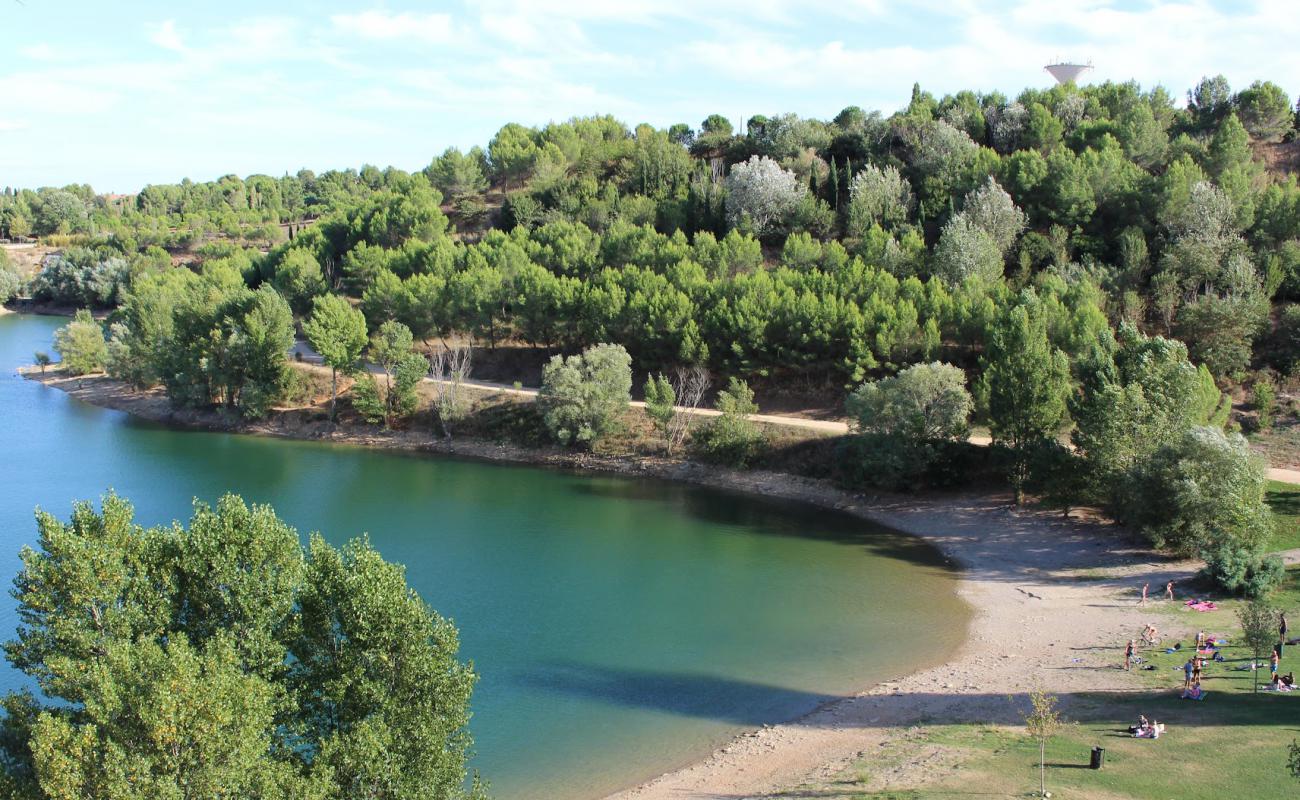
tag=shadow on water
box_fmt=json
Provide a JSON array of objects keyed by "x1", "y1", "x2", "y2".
[
  {"x1": 516, "y1": 661, "x2": 837, "y2": 725},
  {"x1": 566, "y1": 479, "x2": 959, "y2": 573}
]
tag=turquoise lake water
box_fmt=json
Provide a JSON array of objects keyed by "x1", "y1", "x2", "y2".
[{"x1": 0, "y1": 312, "x2": 968, "y2": 799}]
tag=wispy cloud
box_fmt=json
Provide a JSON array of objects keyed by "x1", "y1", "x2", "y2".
[
  {"x1": 331, "y1": 10, "x2": 456, "y2": 44},
  {"x1": 4, "y1": 0, "x2": 1300, "y2": 190},
  {"x1": 150, "y1": 20, "x2": 186, "y2": 52}
]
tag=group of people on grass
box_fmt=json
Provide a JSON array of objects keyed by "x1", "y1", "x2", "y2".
[{"x1": 1122, "y1": 604, "x2": 1294, "y2": 702}]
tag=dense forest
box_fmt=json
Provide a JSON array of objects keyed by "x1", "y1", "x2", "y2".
[{"x1": 4, "y1": 74, "x2": 1300, "y2": 597}]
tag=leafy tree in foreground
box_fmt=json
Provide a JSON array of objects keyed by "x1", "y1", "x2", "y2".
[
  {"x1": 51, "y1": 310, "x2": 106, "y2": 376},
  {"x1": 0, "y1": 493, "x2": 480, "y2": 800},
  {"x1": 539, "y1": 343, "x2": 632, "y2": 447},
  {"x1": 982, "y1": 301, "x2": 1070, "y2": 504},
  {"x1": 304, "y1": 294, "x2": 369, "y2": 422}
]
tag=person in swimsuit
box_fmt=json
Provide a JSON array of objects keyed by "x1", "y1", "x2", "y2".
[
  {"x1": 1125, "y1": 639, "x2": 1135, "y2": 670},
  {"x1": 1183, "y1": 657, "x2": 1195, "y2": 691},
  {"x1": 1165, "y1": 581, "x2": 1174, "y2": 601}
]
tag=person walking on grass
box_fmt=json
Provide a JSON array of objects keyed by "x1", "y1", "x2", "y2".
[
  {"x1": 1165, "y1": 581, "x2": 1174, "y2": 601},
  {"x1": 1125, "y1": 639, "x2": 1135, "y2": 670},
  {"x1": 1281, "y1": 611, "x2": 1289, "y2": 652}
]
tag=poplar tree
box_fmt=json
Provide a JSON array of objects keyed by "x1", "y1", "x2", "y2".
[{"x1": 983, "y1": 299, "x2": 1071, "y2": 503}]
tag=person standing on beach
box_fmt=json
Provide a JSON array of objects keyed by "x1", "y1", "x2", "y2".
[
  {"x1": 1125, "y1": 639, "x2": 1135, "y2": 670},
  {"x1": 1165, "y1": 581, "x2": 1174, "y2": 601},
  {"x1": 1140, "y1": 583, "x2": 1149, "y2": 606}
]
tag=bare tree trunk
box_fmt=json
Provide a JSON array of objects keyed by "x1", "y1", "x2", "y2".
[{"x1": 665, "y1": 366, "x2": 711, "y2": 454}]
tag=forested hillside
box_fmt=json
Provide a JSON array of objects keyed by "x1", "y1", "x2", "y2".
[
  {"x1": 6, "y1": 75, "x2": 1300, "y2": 588},
  {"x1": 5, "y1": 76, "x2": 1299, "y2": 391}
]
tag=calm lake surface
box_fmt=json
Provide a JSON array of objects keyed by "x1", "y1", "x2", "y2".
[{"x1": 0, "y1": 312, "x2": 968, "y2": 799}]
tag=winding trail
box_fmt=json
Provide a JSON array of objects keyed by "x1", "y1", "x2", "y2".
[{"x1": 291, "y1": 340, "x2": 1300, "y2": 486}]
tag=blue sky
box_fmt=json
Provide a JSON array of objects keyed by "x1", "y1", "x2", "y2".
[{"x1": 1, "y1": 0, "x2": 1296, "y2": 192}]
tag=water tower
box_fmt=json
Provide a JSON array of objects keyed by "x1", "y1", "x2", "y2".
[{"x1": 1044, "y1": 60, "x2": 1093, "y2": 84}]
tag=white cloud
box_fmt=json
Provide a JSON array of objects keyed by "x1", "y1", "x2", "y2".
[
  {"x1": 20, "y1": 44, "x2": 57, "y2": 61},
  {"x1": 331, "y1": 10, "x2": 455, "y2": 44},
  {"x1": 0, "y1": 119, "x2": 28, "y2": 132},
  {"x1": 150, "y1": 20, "x2": 186, "y2": 52}
]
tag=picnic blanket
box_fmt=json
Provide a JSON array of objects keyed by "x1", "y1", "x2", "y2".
[{"x1": 1186, "y1": 600, "x2": 1218, "y2": 612}]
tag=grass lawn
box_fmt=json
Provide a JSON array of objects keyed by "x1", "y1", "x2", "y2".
[
  {"x1": 807, "y1": 568, "x2": 1300, "y2": 799},
  {"x1": 1268, "y1": 479, "x2": 1300, "y2": 552}
]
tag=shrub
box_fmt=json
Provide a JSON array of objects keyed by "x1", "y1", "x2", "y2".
[
  {"x1": 844, "y1": 362, "x2": 974, "y2": 489},
  {"x1": 0, "y1": 253, "x2": 21, "y2": 302},
  {"x1": 30, "y1": 247, "x2": 129, "y2": 307},
  {"x1": 1123, "y1": 427, "x2": 1272, "y2": 557},
  {"x1": 1200, "y1": 544, "x2": 1285, "y2": 598},
  {"x1": 692, "y1": 378, "x2": 764, "y2": 467},
  {"x1": 538, "y1": 343, "x2": 633, "y2": 447},
  {"x1": 52, "y1": 309, "x2": 107, "y2": 375},
  {"x1": 1252, "y1": 377, "x2": 1277, "y2": 431}
]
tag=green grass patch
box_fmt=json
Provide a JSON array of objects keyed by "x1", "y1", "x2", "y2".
[{"x1": 1267, "y1": 480, "x2": 1300, "y2": 552}]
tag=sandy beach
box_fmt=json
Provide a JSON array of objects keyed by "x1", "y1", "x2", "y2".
[{"x1": 20, "y1": 369, "x2": 1245, "y2": 799}]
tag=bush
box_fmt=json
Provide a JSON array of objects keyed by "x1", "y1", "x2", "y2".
[
  {"x1": 52, "y1": 309, "x2": 107, "y2": 375},
  {"x1": 0, "y1": 252, "x2": 21, "y2": 302},
  {"x1": 847, "y1": 362, "x2": 972, "y2": 441},
  {"x1": 1200, "y1": 544, "x2": 1285, "y2": 597},
  {"x1": 1252, "y1": 377, "x2": 1277, "y2": 431},
  {"x1": 692, "y1": 378, "x2": 764, "y2": 467},
  {"x1": 538, "y1": 343, "x2": 632, "y2": 447},
  {"x1": 30, "y1": 247, "x2": 129, "y2": 307},
  {"x1": 1123, "y1": 427, "x2": 1272, "y2": 557}
]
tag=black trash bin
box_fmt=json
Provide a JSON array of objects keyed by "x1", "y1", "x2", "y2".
[{"x1": 1090, "y1": 746, "x2": 1105, "y2": 769}]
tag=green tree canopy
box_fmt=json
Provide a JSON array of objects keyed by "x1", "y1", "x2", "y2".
[{"x1": 0, "y1": 493, "x2": 479, "y2": 800}]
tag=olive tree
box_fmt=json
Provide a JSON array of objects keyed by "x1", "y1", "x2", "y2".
[
  {"x1": 960, "y1": 177, "x2": 1027, "y2": 254},
  {"x1": 932, "y1": 216, "x2": 1004, "y2": 286},
  {"x1": 52, "y1": 310, "x2": 107, "y2": 375},
  {"x1": 724, "y1": 156, "x2": 806, "y2": 238},
  {"x1": 848, "y1": 362, "x2": 972, "y2": 442},
  {"x1": 846, "y1": 164, "x2": 914, "y2": 235},
  {"x1": 538, "y1": 343, "x2": 632, "y2": 447},
  {"x1": 0, "y1": 253, "x2": 20, "y2": 303}
]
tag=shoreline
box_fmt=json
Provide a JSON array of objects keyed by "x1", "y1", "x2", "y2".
[{"x1": 22, "y1": 368, "x2": 1180, "y2": 799}]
